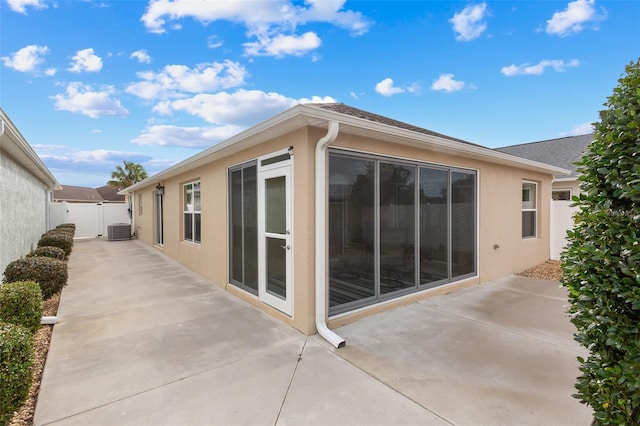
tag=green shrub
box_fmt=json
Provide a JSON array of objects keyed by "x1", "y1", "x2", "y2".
[
  {"x1": 3, "y1": 257, "x2": 67, "y2": 300},
  {"x1": 26, "y1": 246, "x2": 66, "y2": 261},
  {"x1": 0, "y1": 323, "x2": 34, "y2": 426},
  {"x1": 56, "y1": 223, "x2": 75, "y2": 231},
  {"x1": 38, "y1": 232, "x2": 72, "y2": 256},
  {"x1": 561, "y1": 59, "x2": 640, "y2": 424},
  {"x1": 0, "y1": 282, "x2": 42, "y2": 333}
]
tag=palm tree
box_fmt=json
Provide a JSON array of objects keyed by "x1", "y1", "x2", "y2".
[{"x1": 107, "y1": 161, "x2": 148, "y2": 189}]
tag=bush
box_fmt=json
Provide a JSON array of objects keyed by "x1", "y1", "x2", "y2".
[
  {"x1": 561, "y1": 58, "x2": 640, "y2": 424},
  {"x1": 0, "y1": 323, "x2": 34, "y2": 426},
  {"x1": 3, "y1": 257, "x2": 67, "y2": 300},
  {"x1": 38, "y1": 232, "x2": 72, "y2": 256},
  {"x1": 0, "y1": 282, "x2": 42, "y2": 333},
  {"x1": 56, "y1": 223, "x2": 75, "y2": 231},
  {"x1": 26, "y1": 246, "x2": 66, "y2": 261}
]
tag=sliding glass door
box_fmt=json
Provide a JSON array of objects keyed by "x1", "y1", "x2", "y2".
[{"x1": 329, "y1": 152, "x2": 477, "y2": 315}]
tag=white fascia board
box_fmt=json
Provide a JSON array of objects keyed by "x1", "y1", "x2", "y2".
[
  {"x1": 0, "y1": 108, "x2": 60, "y2": 189},
  {"x1": 553, "y1": 176, "x2": 579, "y2": 183}
]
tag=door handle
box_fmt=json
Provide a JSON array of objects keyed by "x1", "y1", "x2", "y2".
[{"x1": 280, "y1": 245, "x2": 290, "y2": 250}]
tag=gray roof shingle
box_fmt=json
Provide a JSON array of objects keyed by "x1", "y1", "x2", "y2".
[{"x1": 496, "y1": 134, "x2": 593, "y2": 179}]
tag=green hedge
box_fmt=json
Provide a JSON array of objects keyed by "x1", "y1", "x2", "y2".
[
  {"x1": 561, "y1": 58, "x2": 640, "y2": 424},
  {"x1": 0, "y1": 282, "x2": 42, "y2": 334},
  {"x1": 3, "y1": 257, "x2": 67, "y2": 300},
  {"x1": 38, "y1": 232, "x2": 73, "y2": 257},
  {"x1": 26, "y1": 246, "x2": 66, "y2": 261},
  {"x1": 0, "y1": 323, "x2": 34, "y2": 426}
]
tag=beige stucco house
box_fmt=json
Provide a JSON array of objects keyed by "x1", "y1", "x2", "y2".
[{"x1": 123, "y1": 103, "x2": 568, "y2": 347}]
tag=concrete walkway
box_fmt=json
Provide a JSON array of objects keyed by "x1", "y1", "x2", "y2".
[{"x1": 35, "y1": 239, "x2": 592, "y2": 425}]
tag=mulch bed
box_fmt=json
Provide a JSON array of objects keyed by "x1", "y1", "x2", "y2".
[
  {"x1": 516, "y1": 260, "x2": 563, "y2": 281},
  {"x1": 8, "y1": 291, "x2": 61, "y2": 426}
]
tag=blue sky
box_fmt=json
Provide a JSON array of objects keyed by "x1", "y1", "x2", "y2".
[{"x1": 1, "y1": 0, "x2": 638, "y2": 187}]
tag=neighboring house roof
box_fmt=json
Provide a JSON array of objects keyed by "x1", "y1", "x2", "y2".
[
  {"x1": 54, "y1": 185, "x2": 125, "y2": 202},
  {"x1": 0, "y1": 108, "x2": 59, "y2": 189},
  {"x1": 123, "y1": 103, "x2": 569, "y2": 193},
  {"x1": 496, "y1": 134, "x2": 593, "y2": 180},
  {"x1": 96, "y1": 185, "x2": 125, "y2": 202}
]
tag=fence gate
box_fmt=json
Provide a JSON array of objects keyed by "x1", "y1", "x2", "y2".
[
  {"x1": 550, "y1": 200, "x2": 577, "y2": 261},
  {"x1": 49, "y1": 202, "x2": 130, "y2": 239}
]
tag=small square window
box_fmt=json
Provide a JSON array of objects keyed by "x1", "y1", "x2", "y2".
[{"x1": 552, "y1": 189, "x2": 571, "y2": 201}]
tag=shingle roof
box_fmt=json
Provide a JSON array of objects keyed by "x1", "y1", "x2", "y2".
[
  {"x1": 96, "y1": 185, "x2": 125, "y2": 202},
  {"x1": 312, "y1": 103, "x2": 478, "y2": 146},
  {"x1": 495, "y1": 134, "x2": 593, "y2": 179},
  {"x1": 54, "y1": 185, "x2": 124, "y2": 202}
]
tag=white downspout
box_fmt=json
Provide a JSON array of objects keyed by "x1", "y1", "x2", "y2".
[{"x1": 315, "y1": 121, "x2": 346, "y2": 348}]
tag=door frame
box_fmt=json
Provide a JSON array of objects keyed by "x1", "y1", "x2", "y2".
[{"x1": 257, "y1": 149, "x2": 294, "y2": 316}]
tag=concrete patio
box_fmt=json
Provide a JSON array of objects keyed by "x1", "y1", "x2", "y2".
[{"x1": 35, "y1": 238, "x2": 592, "y2": 425}]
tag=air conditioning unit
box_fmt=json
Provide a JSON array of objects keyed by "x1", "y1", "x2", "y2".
[{"x1": 107, "y1": 223, "x2": 131, "y2": 241}]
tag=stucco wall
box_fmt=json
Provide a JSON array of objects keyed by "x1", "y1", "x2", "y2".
[
  {"x1": 0, "y1": 150, "x2": 50, "y2": 276},
  {"x1": 132, "y1": 126, "x2": 555, "y2": 335}
]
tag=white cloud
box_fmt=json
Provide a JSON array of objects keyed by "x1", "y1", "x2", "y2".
[
  {"x1": 126, "y1": 60, "x2": 248, "y2": 100},
  {"x1": 560, "y1": 122, "x2": 594, "y2": 137},
  {"x1": 130, "y1": 49, "x2": 151, "y2": 64},
  {"x1": 501, "y1": 59, "x2": 580, "y2": 76},
  {"x1": 142, "y1": 0, "x2": 371, "y2": 34},
  {"x1": 140, "y1": 0, "x2": 371, "y2": 57},
  {"x1": 207, "y1": 35, "x2": 223, "y2": 49},
  {"x1": 68, "y1": 48, "x2": 103, "y2": 73},
  {"x1": 1, "y1": 44, "x2": 49, "y2": 72},
  {"x1": 39, "y1": 149, "x2": 151, "y2": 171},
  {"x1": 450, "y1": 3, "x2": 488, "y2": 41},
  {"x1": 52, "y1": 82, "x2": 129, "y2": 118},
  {"x1": 545, "y1": 0, "x2": 606, "y2": 36},
  {"x1": 244, "y1": 31, "x2": 321, "y2": 57},
  {"x1": 5, "y1": 0, "x2": 47, "y2": 14},
  {"x1": 375, "y1": 78, "x2": 421, "y2": 97},
  {"x1": 44, "y1": 68, "x2": 57, "y2": 76},
  {"x1": 131, "y1": 124, "x2": 242, "y2": 148},
  {"x1": 298, "y1": 95, "x2": 336, "y2": 104},
  {"x1": 165, "y1": 89, "x2": 297, "y2": 125},
  {"x1": 430, "y1": 74, "x2": 469, "y2": 92}
]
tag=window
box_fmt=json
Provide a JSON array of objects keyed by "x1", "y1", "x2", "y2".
[
  {"x1": 552, "y1": 189, "x2": 571, "y2": 201},
  {"x1": 183, "y1": 181, "x2": 201, "y2": 243},
  {"x1": 522, "y1": 181, "x2": 537, "y2": 239},
  {"x1": 328, "y1": 152, "x2": 477, "y2": 314},
  {"x1": 229, "y1": 163, "x2": 258, "y2": 294},
  {"x1": 138, "y1": 194, "x2": 143, "y2": 216}
]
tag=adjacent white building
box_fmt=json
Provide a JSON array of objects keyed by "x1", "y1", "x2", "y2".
[{"x1": 0, "y1": 108, "x2": 59, "y2": 275}]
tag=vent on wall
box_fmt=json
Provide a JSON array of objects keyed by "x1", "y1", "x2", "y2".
[{"x1": 107, "y1": 223, "x2": 131, "y2": 241}]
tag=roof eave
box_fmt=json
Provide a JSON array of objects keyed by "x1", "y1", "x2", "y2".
[
  {"x1": 122, "y1": 104, "x2": 568, "y2": 193},
  {"x1": 0, "y1": 108, "x2": 60, "y2": 190}
]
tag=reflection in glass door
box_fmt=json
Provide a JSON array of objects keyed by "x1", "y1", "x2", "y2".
[{"x1": 258, "y1": 154, "x2": 292, "y2": 316}]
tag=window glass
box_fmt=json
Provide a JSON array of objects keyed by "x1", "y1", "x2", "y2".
[
  {"x1": 229, "y1": 164, "x2": 258, "y2": 293},
  {"x1": 183, "y1": 181, "x2": 201, "y2": 243},
  {"x1": 379, "y1": 162, "x2": 415, "y2": 294},
  {"x1": 522, "y1": 181, "x2": 537, "y2": 238},
  {"x1": 328, "y1": 152, "x2": 478, "y2": 314},
  {"x1": 420, "y1": 167, "x2": 449, "y2": 285},
  {"x1": 552, "y1": 189, "x2": 571, "y2": 201},
  {"x1": 451, "y1": 171, "x2": 476, "y2": 278},
  {"x1": 328, "y1": 156, "x2": 375, "y2": 308}
]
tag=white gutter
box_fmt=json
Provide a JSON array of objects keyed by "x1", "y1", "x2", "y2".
[{"x1": 315, "y1": 121, "x2": 345, "y2": 349}]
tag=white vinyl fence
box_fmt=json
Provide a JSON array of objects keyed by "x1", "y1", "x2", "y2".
[
  {"x1": 49, "y1": 202, "x2": 131, "y2": 239},
  {"x1": 550, "y1": 200, "x2": 578, "y2": 261}
]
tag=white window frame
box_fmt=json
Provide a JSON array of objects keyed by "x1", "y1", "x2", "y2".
[
  {"x1": 183, "y1": 180, "x2": 201, "y2": 244},
  {"x1": 522, "y1": 181, "x2": 537, "y2": 239}
]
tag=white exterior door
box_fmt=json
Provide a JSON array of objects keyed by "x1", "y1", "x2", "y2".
[{"x1": 257, "y1": 153, "x2": 293, "y2": 316}]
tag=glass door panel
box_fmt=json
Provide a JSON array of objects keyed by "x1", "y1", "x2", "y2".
[
  {"x1": 266, "y1": 237, "x2": 287, "y2": 299},
  {"x1": 258, "y1": 158, "x2": 292, "y2": 316}
]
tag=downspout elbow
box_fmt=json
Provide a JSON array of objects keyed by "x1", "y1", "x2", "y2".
[{"x1": 315, "y1": 121, "x2": 346, "y2": 349}]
